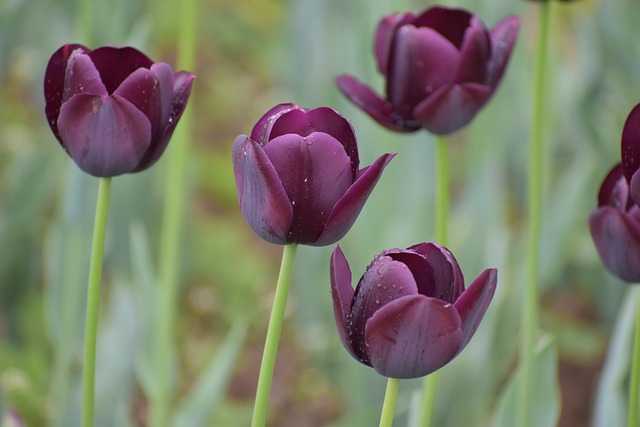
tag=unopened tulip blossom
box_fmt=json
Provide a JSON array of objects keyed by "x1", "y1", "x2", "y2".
[
  {"x1": 589, "y1": 164, "x2": 640, "y2": 282},
  {"x1": 232, "y1": 103, "x2": 395, "y2": 246},
  {"x1": 336, "y1": 6, "x2": 520, "y2": 135},
  {"x1": 44, "y1": 44, "x2": 195, "y2": 177},
  {"x1": 331, "y1": 243, "x2": 497, "y2": 379}
]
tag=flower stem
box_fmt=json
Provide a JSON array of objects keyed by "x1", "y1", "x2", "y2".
[
  {"x1": 149, "y1": 0, "x2": 197, "y2": 425},
  {"x1": 81, "y1": 177, "x2": 112, "y2": 427},
  {"x1": 251, "y1": 244, "x2": 298, "y2": 427},
  {"x1": 417, "y1": 133, "x2": 448, "y2": 427},
  {"x1": 379, "y1": 378, "x2": 401, "y2": 427},
  {"x1": 519, "y1": 2, "x2": 550, "y2": 427},
  {"x1": 628, "y1": 289, "x2": 640, "y2": 427}
]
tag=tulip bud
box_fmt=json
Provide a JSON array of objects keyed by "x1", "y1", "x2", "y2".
[
  {"x1": 44, "y1": 44, "x2": 195, "y2": 177},
  {"x1": 330, "y1": 243, "x2": 497, "y2": 378},
  {"x1": 232, "y1": 104, "x2": 395, "y2": 246},
  {"x1": 336, "y1": 6, "x2": 520, "y2": 135}
]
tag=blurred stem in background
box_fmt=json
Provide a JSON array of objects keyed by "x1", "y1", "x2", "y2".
[
  {"x1": 379, "y1": 378, "x2": 400, "y2": 427},
  {"x1": 418, "y1": 134, "x2": 448, "y2": 426},
  {"x1": 251, "y1": 244, "x2": 299, "y2": 427},
  {"x1": 150, "y1": 0, "x2": 197, "y2": 424},
  {"x1": 81, "y1": 177, "x2": 112, "y2": 427},
  {"x1": 628, "y1": 289, "x2": 640, "y2": 427},
  {"x1": 520, "y1": 2, "x2": 550, "y2": 426}
]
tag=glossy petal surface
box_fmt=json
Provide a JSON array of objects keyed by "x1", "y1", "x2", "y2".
[
  {"x1": 622, "y1": 104, "x2": 640, "y2": 184},
  {"x1": 486, "y1": 15, "x2": 521, "y2": 88},
  {"x1": 87, "y1": 46, "x2": 154, "y2": 93},
  {"x1": 250, "y1": 103, "x2": 297, "y2": 143},
  {"x1": 57, "y1": 94, "x2": 151, "y2": 177},
  {"x1": 453, "y1": 268, "x2": 497, "y2": 349},
  {"x1": 364, "y1": 295, "x2": 463, "y2": 378},
  {"x1": 411, "y1": 7, "x2": 472, "y2": 48},
  {"x1": 330, "y1": 246, "x2": 358, "y2": 360},
  {"x1": 374, "y1": 13, "x2": 415, "y2": 75},
  {"x1": 454, "y1": 17, "x2": 490, "y2": 84}
]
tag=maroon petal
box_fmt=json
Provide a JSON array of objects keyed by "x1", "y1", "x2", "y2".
[
  {"x1": 405, "y1": 242, "x2": 465, "y2": 303},
  {"x1": 486, "y1": 15, "x2": 521, "y2": 88},
  {"x1": 249, "y1": 103, "x2": 298, "y2": 143},
  {"x1": 63, "y1": 50, "x2": 108, "y2": 102},
  {"x1": 307, "y1": 107, "x2": 359, "y2": 176},
  {"x1": 263, "y1": 132, "x2": 352, "y2": 244},
  {"x1": 231, "y1": 135, "x2": 293, "y2": 244},
  {"x1": 57, "y1": 94, "x2": 152, "y2": 177},
  {"x1": 589, "y1": 206, "x2": 640, "y2": 282},
  {"x1": 453, "y1": 268, "x2": 497, "y2": 350},
  {"x1": 364, "y1": 295, "x2": 463, "y2": 378},
  {"x1": 44, "y1": 44, "x2": 90, "y2": 140},
  {"x1": 330, "y1": 246, "x2": 359, "y2": 361},
  {"x1": 411, "y1": 6, "x2": 473, "y2": 49},
  {"x1": 454, "y1": 17, "x2": 490, "y2": 84},
  {"x1": 412, "y1": 82, "x2": 492, "y2": 135},
  {"x1": 336, "y1": 75, "x2": 416, "y2": 133},
  {"x1": 374, "y1": 12, "x2": 415, "y2": 75},
  {"x1": 386, "y1": 26, "x2": 459, "y2": 118},
  {"x1": 315, "y1": 152, "x2": 395, "y2": 246},
  {"x1": 87, "y1": 46, "x2": 154, "y2": 94},
  {"x1": 350, "y1": 255, "x2": 421, "y2": 364},
  {"x1": 622, "y1": 104, "x2": 640, "y2": 184}
]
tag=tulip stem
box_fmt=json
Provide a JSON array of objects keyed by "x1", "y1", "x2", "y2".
[
  {"x1": 628, "y1": 289, "x2": 640, "y2": 427},
  {"x1": 379, "y1": 378, "x2": 401, "y2": 427},
  {"x1": 417, "y1": 133, "x2": 448, "y2": 427},
  {"x1": 81, "y1": 177, "x2": 112, "y2": 427},
  {"x1": 251, "y1": 244, "x2": 299, "y2": 427},
  {"x1": 520, "y1": 2, "x2": 550, "y2": 427}
]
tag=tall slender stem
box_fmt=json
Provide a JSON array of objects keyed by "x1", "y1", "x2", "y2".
[
  {"x1": 628, "y1": 289, "x2": 640, "y2": 427},
  {"x1": 251, "y1": 244, "x2": 299, "y2": 427},
  {"x1": 418, "y1": 134, "x2": 448, "y2": 427},
  {"x1": 149, "y1": 0, "x2": 197, "y2": 425},
  {"x1": 81, "y1": 177, "x2": 112, "y2": 427},
  {"x1": 519, "y1": 2, "x2": 550, "y2": 427},
  {"x1": 379, "y1": 378, "x2": 401, "y2": 427}
]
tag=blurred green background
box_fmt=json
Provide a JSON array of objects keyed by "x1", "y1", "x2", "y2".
[{"x1": 1, "y1": 0, "x2": 639, "y2": 425}]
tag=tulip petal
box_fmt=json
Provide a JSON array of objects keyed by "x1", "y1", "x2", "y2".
[
  {"x1": 335, "y1": 75, "x2": 417, "y2": 133},
  {"x1": 350, "y1": 255, "x2": 421, "y2": 364},
  {"x1": 315, "y1": 152, "x2": 395, "y2": 246},
  {"x1": 454, "y1": 17, "x2": 490, "y2": 84},
  {"x1": 88, "y1": 46, "x2": 154, "y2": 94},
  {"x1": 453, "y1": 268, "x2": 497, "y2": 350},
  {"x1": 411, "y1": 6, "x2": 473, "y2": 49},
  {"x1": 307, "y1": 107, "x2": 359, "y2": 175},
  {"x1": 232, "y1": 135, "x2": 293, "y2": 244},
  {"x1": 589, "y1": 207, "x2": 640, "y2": 282},
  {"x1": 364, "y1": 295, "x2": 463, "y2": 378},
  {"x1": 387, "y1": 26, "x2": 459, "y2": 118},
  {"x1": 402, "y1": 242, "x2": 464, "y2": 303},
  {"x1": 622, "y1": 104, "x2": 640, "y2": 185},
  {"x1": 486, "y1": 15, "x2": 520, "y2": 88},
  {"x1": 330, "y1": 246, "x2": 359, "y2": 361},
  {"x1": 57, "y1": 94, "x2": 152, "y2": 177},
  {"x1": 44, "y1": 44, "x2": 90, "y2": 140},
  {"x1": 264, "y1": 132, "x2": 353, "y2": 244},
  {"x1": 249, "y1": 103, "x2": 298, "y2": 142},
  {"x1": 374, "y1": 12, "x2": 415, "y2": 75},
  {"x1": 63, "y1": 50, "x2": 108, "y2": 102},
  {"x1": 413, "y1": 82, "x2": 492, "y2": 135}
]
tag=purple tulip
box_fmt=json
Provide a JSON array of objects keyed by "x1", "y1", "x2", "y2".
[
  {"x1": 232, "y1": 104, "x2": 395, "y2": 246},
  {"x1": 330, "y1": 243, "x2": 497, "y2": 378},
  {"x1": 44, "y1": 44, "x2": 195, "y2": 177},
  {"x1": 589, "y1": 164, "x2": 640, "y2": 282},
  {"x1": 336, "y1": 6, "x2": 520, "y2": 135}
]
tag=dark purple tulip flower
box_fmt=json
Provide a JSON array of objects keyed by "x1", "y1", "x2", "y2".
[
  {"x1": 331, "y1": 243, "x2": 497, "y2": 378},
  {"x1": 232, "y1": 104, "x2": 395, "y2": 246},
  {"x1": 44, "y1": 44, "x2": 195, "y2": 177},
  {"x1": 336, "y1": 6, "x2": 520, "y2": 135},
  {"x1": 589, "y1": 164, "x2": 640, "y2": 282}
]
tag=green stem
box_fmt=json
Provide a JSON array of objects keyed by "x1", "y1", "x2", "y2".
[
  {"x1": 628, "y1": 289, "x2": 640, "y2": 427},
  {"x1": 417, "y1": 133, "x2": 448, "y2": 427},
  {"x1": 251, "y1": 244, "x2": 299, "y2": 427},
  {"x1": 379, "y1": 378, "x2": 400, "y2": 427},
  {"x1": 519, "y1": 3, "x2": 550, "y2": 427},
  {"x1": 81, "y1": 177, "x2": 112, "y2": 427},
  {"x1": 76, "y1": 0, "x2": 92, "y2": 45},
  {"x1": 149, "y1": 0, "x2": 197, "y2": 425}
]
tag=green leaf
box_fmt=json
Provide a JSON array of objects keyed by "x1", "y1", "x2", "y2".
[
  {"x1": 172, "y1": 323, "x2": 247, "y2": 427},
  {"x1": 494, "y1": 335, "x2": 560, "y2": 427}
]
